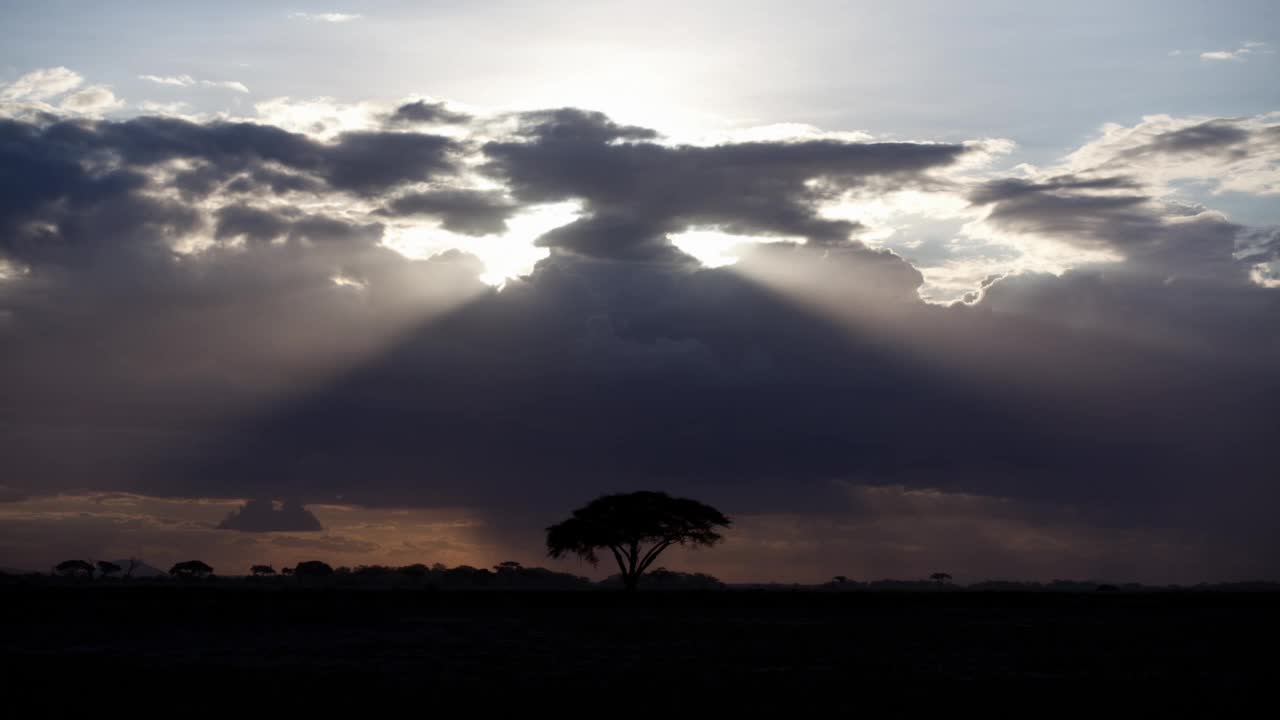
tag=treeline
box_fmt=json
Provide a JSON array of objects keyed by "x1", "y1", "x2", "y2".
[{"x1": 11, "y1": 559, "x2": 728, "y2": 591}]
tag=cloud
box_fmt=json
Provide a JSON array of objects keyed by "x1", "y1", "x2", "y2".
[
  {"x1": 388, "y1": 99, "x2": 470, "y2": 125},
  {"x1": 203, "y1": 80, "x2": 250, "y2": 93},
  {"x1": 379, "y1": 189, "x2": 517, "y2": 235},
  {"x1": 59, "y1": 86, "x2": 124, "y2": 114},
  {"x1": 253, "y1": 96, "x2": 385, "y2": 139},
  {"x1": 139, "y1": 74, "x2": 196, "y2": 87},
  {"x1": 1200, "y1": 41, "x2": 1274, "y2": 61},
  {"x1": 140, "y1": 75, "x2": 249, "y2": 93},
  {"x1": 217, "y1": 499, "x2": 324, "y2": 532},
  {"x1": 1, "y1": 67, "x2": 83, "y2": 101},
  {"x1": 481, "y1": 108, "x2": 968, "y2": 261},
  {"x1": 289, "y1": 12, "x2": 363, "y2": 23},
  {"x1": 1, "y1": 68, "x2": 121, "y2": 120},
  {"x1": 0, "y1": 96, "x2": 1277, "y2": 582}
]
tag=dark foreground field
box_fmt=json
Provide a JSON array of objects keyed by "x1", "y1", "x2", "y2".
[{"x1": 3, "y1": 585, "x2": 1276, "y2": 711}]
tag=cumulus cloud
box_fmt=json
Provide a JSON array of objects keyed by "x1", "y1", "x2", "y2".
[
  {"x1": 1061, "y1": 114, "x2": 1280, "y2": 196},
  {"x1": 0, "y1": 67, "x2": 83, "y2": 101},
  {"x1": 481, "y1": 108, "x2": 968, "y2": 261},
  {"x1": 59, "y1": 86, "x2": 124, "y2": 114},
  {"x1": 1, "y1": 67, "x2": 121, "y2": 119},
  {"x1": 218, "y1": 499, "x2": 324, "y2": 532},
  {"x1": 253, "y1": 96, "x2": 385, "y2": 139}
]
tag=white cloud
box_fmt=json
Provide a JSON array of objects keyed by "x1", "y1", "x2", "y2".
[
  {"x1": 141, "y1": 75, "x2": 249, "y2": 93},
  {"x1": 139, "y1": 74, "x2": 196, "y2": 87},
  {"x1": 1200, "y1": 41, "x2": 1273, "y2": 62},
  {"x1": 137, "y1": 100, "x2": 193, "y2": 116},
  {"x1": 202, "y1": 80, "x2": 250, "y2": 93},
  {"x1": 290, "y1": 12, "x2": 363, "y2": 23},
  {"x1": 1, "y1": 67, "x2": 122, "y2": 119},
  {"x1": 59, "y1": 86, "x2": 124, "y2": 114},
  {"x1": 253, "y1": 96, "x2": 384, "y2": 139},
  {"x1": 1062, "y1": 112, "x2": 1280, "y2": 196},
  {"x1": 0, "y1": 67, "x2": 83, "y2": 101}
]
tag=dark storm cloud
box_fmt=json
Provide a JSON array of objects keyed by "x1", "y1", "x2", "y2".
[
  {"x1": 320, "y1": 130, "x2": 457, "y2": 194},
  {"x1": 24, "y1": 116, "x2": 461, "y2": 199},
  {"x1": 0, "y1": 114, "x2": 490, "y2": 505},
  {"x1": 0, "y1": 119, "x2": 195, "y2": 266},
  {"x1": 379, "y1": 189, "x2": 516, "y2": 235},
  {"x1": 1136, "y1": 119, "x2": 1251, "y2": 156},
  {"x1": 480, "y1": 109, "x2": 968, "y2": 259},
  {"x1": 969, "y1": 175, "x2": 1159, "y2": 253},
  {"x1": 969, "y1": 172, "x2": 1249, "y2": 280},
  {"x1": 512, "y1": 108, "x2": 659, "y2": 144},
  {"x1": 968, "y1": 175, "x2": 1141, "y2": 204},
  {"x1": 217, "y1": 498, "x2": 323, "y2": 532},
  {"x1": 1237, "y1": 226, "x2": 1280, "y2": 262},
  {"x1": 1, "y1": 108, "x2": 1279, "y2": 580},
  {"x1": 221, "y1": 168, "x2": 325, "y2": 196},
  {"x1": 388, "y1": 99, "x2": 471, "y2": 126},
  {"x1": 214, "y1": 204, "x2": 383, "y2": 247}
]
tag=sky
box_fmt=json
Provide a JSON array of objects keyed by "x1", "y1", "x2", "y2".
[{"x1": 1, "y1": 2, "x2": 1278, "y2": 583}]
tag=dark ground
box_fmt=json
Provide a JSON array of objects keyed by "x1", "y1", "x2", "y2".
[{"x1": 2, "y1": 585, "x2": 1276, "y2": 712}]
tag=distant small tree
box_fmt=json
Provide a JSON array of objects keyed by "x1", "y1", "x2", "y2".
[
  {"x1": 96, "y1": 561, "x2": 122, "y2": 578},
  {"x1": 250, "y1": 564, "x2": 276, "y2": 577},
  {"x1": 832, "y1": 575, "x2": 849, "y2": 584},
  {"x1": 930, "y1": 572, "x2": 952, "y2": 588},
  {"x1": 293, "y1": 560, "x2": 334, "y2": 578},
  {"x1": 169, "y1": 560, "x2": 214, "y2": 579},
  {"x1": 55, "y1": 560, "x2": 94, "y2": 578},
  {"x1": 546, "y1": 491, "x2": 731, "y2": 591},
  {"x1": 494, "y1": 561, "x2": 523, "y2": 573},
  {"x1": 281, "y1": 566, "x2": 294, "y2": 576}
]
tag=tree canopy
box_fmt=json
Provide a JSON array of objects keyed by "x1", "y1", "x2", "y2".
[
  {"x1": 55, "y1": 559, "x2": 94, "y2": 578},
  {"x1": 293, "y1": 560, "x2": 334, "y2": 578},
  {"x1": 546, "y1": 491, "x2": 731, "y2": 591},
  {"x1": 169, "y1": 560, "x2": 214, "y2": 578}
]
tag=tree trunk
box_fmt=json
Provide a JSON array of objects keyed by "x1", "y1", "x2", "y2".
[{"x1": 623, "y1": 572, "x2": 639, "y2": 591}]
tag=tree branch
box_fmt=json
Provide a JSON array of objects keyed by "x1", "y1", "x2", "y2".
[
  {"x1": 608, "y1": 545, "x2": 628, "y2": 580},
  {"x1": 637, "y1": 539, "x2": 674, "y2": 575}
]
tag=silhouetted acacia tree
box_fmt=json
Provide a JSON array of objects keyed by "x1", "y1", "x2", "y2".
[
  {"x1": 55, "y1": 560, "x2": 94, "y2": 578},
  {"x1": 281, "y1": 567, "x2": 295, "y2": 576},
  {"x1": 546, "y1": 491, "x2": 731, "y2": 591},
  {"x1": 96, "y1": 561, "x2": 121, "y2": 578},
  {"x1": 293, "y1": 560, "x2": 334, "y2": 578},
  {"x1": 930, "y1": 572, "x2": 952, "y2": 587},
  {"x1": 250, "y1": 564, "x2": 276, "y2": 577},
  {"x1": 169, "y1": 560, "x2": 214, "y2": 579}
]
